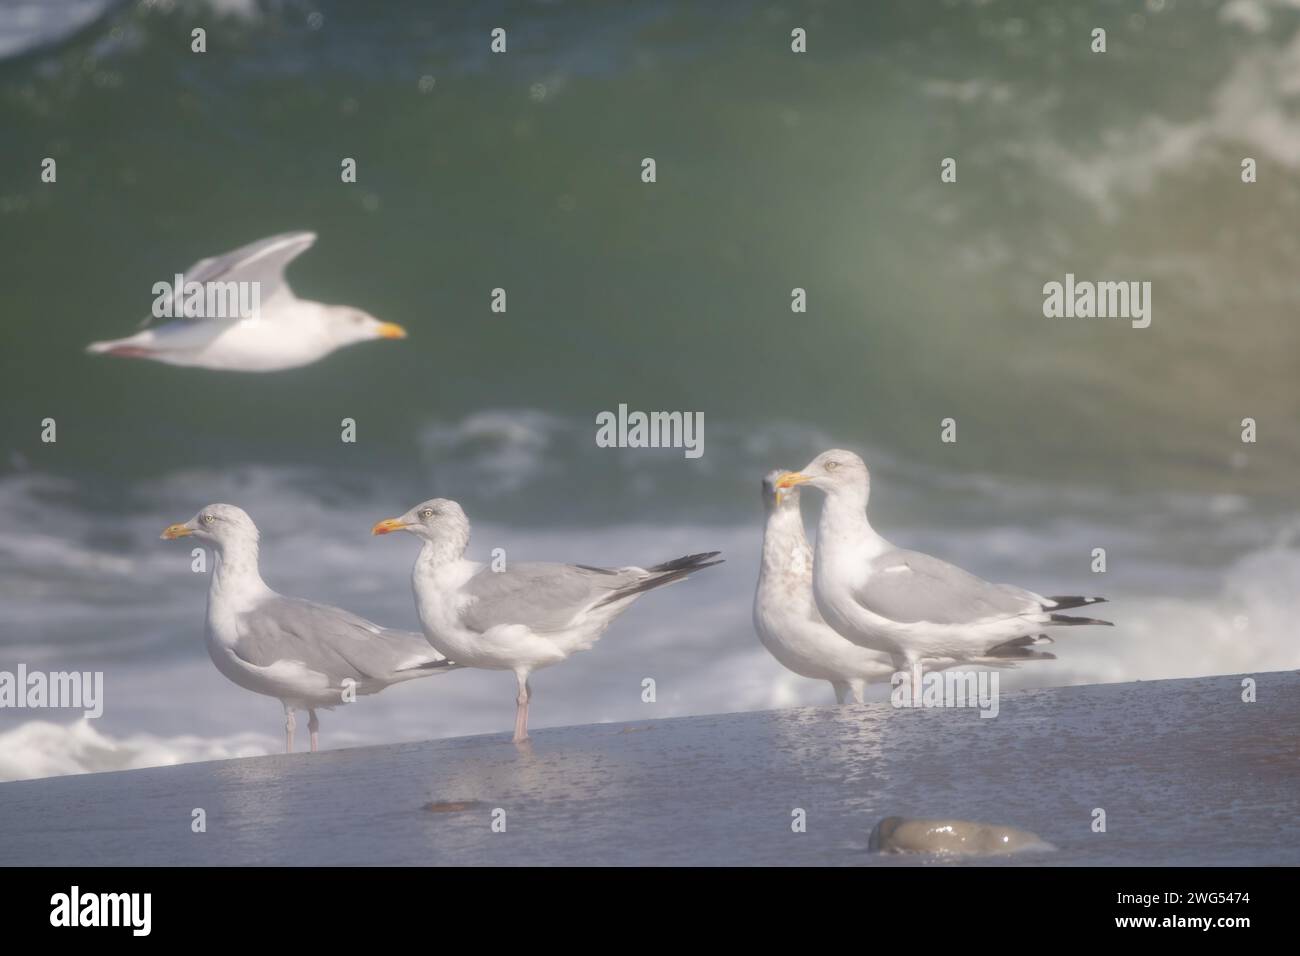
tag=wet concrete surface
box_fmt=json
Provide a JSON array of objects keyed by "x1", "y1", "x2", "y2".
[{"x1": 1, "y1": 671, "x2": 1296, "y2": 865}]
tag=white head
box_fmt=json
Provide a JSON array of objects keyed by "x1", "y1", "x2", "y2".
[
  {"x1": 161, "y1": 502, "x2": 260, "y2": 551},
  {"x1": 775, "y1": 449, "x2": 870, "y2": 501},
  {"x1": 372, "y1": 498, "x2": 471, "y2": 558},
  {"x1": 322, "y1": 306, "x2": 407, "y2": 348}
]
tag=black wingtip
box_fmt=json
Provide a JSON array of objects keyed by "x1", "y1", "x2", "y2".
[
  {"x1": 1045, "y1": 595, "x2": 1108, "y2": 610},
  {"x1": 1048, "y1": 613, "x2": 1114, "y2": 627},
  {"x1": 593, "y1": 552, "x2": 723, "y2": 609},
  {"x1": 984, "y1": 647, "x2": 1058, "y2": 661},
  {"x1": 409, "y1": 658, "x2": 462, "y2": 671},
  {"x1": 984, "y1": 634, "x2": 1057, "y2": 660},
  {"x1": 646, "y1": 551, "x2": 723, "y2": 574}
]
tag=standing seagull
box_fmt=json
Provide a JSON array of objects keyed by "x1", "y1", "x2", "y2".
[
  {"x1": 162, "y1": 504, "x2": 457, "y2": 752},
  {"x1": 87, "y1": 232, "x2": 407, "y2": 371},
  {"x1": 776, "y1": 450, "x2": 1110, "y2": 679},
  {"x1": 372, "y1": 499, "x2": 722, "y2": 743},
  {"x1": 754, "y1": 470, "x2": 894, "y2": 704}
]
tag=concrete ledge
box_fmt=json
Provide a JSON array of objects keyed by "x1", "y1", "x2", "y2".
[{"x1": 1, "y1": 671, "x2": 1296, "y2": 866}]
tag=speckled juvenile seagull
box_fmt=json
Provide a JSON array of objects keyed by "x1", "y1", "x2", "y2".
[
  {"x1": 88, "y1": 232, "x2": 406, "y2": 371},
  {"x1": 373, "y1": 498, "x2": 722, "y2": 743},
  {"x1": 162, "y1": 504, "x2": 457, "y2": 752},
  {"x1": 754, "y1": 470, "x2": 894, "y2": 704},
  {"x1": 777, "y1": 450, "x2": 1110, "y2": 677}
]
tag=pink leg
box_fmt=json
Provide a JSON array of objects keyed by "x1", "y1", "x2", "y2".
[
  {"x1": 308, "y1": 709, "x2": 320, "y2": 753},
  {"x1": 284, "y1": 708, "x2": 295, "y2": 753},
  {"x1": 512, "y1": 674, "x2": 531, "y2": 744}
]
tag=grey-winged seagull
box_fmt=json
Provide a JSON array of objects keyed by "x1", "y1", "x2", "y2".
[
  {"x1": 373, "y1": 498, "x2": 722, "y2": 743},
  {"x1": 776, "y1": 450, "x2": 1110, "y2": 678},
  {"x1": 754, "y1": 470, "x2": 893, "y2": 703},
  {"x1": 88, "y1": 232, "x2": 406, "y2": 371},
  {"x1": 162, "y1": 504, "x2": 457, "y2": 752}
]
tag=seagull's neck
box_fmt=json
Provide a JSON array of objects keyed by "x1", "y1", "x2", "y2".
[
  {"x1": 210, "y1": 536, "x2": 271, "y2": 606},
  {"x1": 760, "y1": 505, "x2": 811, "y2": 579},
  {"x1": 819, "y1": 486, "x2": 886, "y2": 555},
  {"x1": 415, "y1": 534, "x2": 470, "y2": 576}
]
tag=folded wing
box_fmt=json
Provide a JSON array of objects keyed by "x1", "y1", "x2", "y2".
[
  {"x1": 460, "y1": 562, "x2": 638, "y2": 633},
  {"x1": 233, "y1": 594, "x2": 449, "y2": 686},
  {"x1": 856, "y1": 549, "x2": 1040, "y2": 625}
]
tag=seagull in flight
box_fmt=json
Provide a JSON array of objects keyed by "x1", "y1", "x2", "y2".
[{"x1": 88, "y1": 232, "x2": 406, "y2": 371}]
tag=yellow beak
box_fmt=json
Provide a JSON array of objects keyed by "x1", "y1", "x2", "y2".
[
  {"x1": 376, "y1": 322, "x2": 408, "y2": 340},
  {"x1": 775, "y1": 472, "x2": 811, "y2": 490},
  {"x1": 161, "y1": 523, "x2": 193, "y2": 540},
  {"x1": 371, "y1": 517, "x2": 411, "y2": 536}
]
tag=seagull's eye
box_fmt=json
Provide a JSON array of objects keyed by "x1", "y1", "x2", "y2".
[
  {"x1": 420, "y1": 508, "x2": 434, "y2": 519},
  {"x1": 825, "y1": 460, "x2": 839, "y2": 471},
  {"x1": 202, "y1": 514, "x2": 216, "y2": 525}
]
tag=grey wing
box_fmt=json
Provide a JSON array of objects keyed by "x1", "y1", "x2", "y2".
[
  {"x1": 460, "y1": 562, "x2": 633, "y2": 633},
  {"x1": 856, "y1": 550, "x2": 1039, "y2": 625},
  {"x1": 233, "y1": 595, "x2": 444, "y2": 684},
  {"x1": 139, "y1": 231, "x2": 316, "y2": 326}
]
